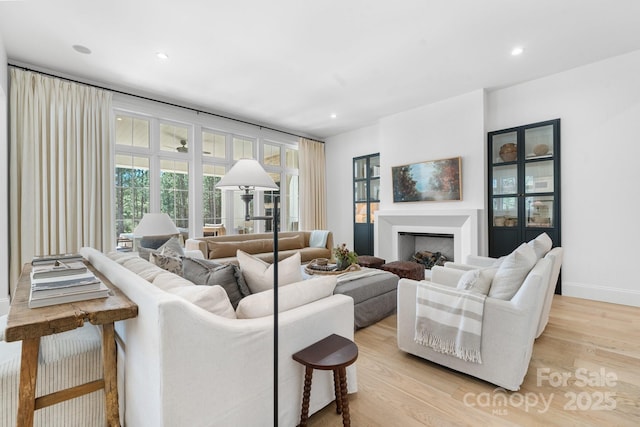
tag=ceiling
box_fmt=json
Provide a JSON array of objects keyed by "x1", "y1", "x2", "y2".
[{"x1": 1, "y1": 1, "x2": 640, "y2": 139}]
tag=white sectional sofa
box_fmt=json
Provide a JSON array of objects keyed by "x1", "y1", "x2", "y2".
[{"x1": 1, "y1": 248, "x2": 357, "y2": 427}]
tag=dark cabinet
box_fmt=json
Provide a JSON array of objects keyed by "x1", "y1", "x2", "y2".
[
  {"x1": 353, "y1": 153, "x2": 380, "y2": 256},
  {"x1": 488, "y1": 119, "x2": 561, "y2": 260}
]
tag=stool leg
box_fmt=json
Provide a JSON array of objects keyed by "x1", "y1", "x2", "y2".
[
  {"x1": 333, "y1": 369, "x2": 343, "y2": 414},
  {"x1": 298, "y1": 366, "x2": 313, "y2": 427},
  {"x1": 338, "y1": 367, "x2": 351, "y2": 427}
]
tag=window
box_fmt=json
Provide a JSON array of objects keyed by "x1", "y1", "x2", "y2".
[
  {"x1": 113, "y1": 105, "x2": 299, "y2": 246},
  {"x1": 160, "y1": 159, "x2": 189, "y2": 229},
  {"x1": 115, "y1": 154, "x2": 149, "y2": 236}
]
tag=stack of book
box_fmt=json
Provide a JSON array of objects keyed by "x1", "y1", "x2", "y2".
[{"x1": 29, "y1": 254, "x2": 110, "y2": 308}]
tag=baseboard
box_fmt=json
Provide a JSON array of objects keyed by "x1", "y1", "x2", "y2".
[
  {"x1": 0, "y1": 297, "x2": 9, "y2": 316},
  {"x1": 562, "y1": 281, "x2": 640, "y2": 308}
]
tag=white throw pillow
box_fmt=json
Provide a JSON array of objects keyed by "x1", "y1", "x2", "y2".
[
  {"x1": 152, "y1": 272, "x2": 195, "y2": 292},
  {"x1": 168, "y1": 285, "x2": 237, "y2": 319},
  {"x1": 456, "y1": 268, "x2": 497, "y2": 295},
  {"x1": 527, "y1": 232, "x2": 553, "y2": 259},
  {"x1": 237, "y1": 250, "x2": 302, "y2": 293},
  {"x1": 236, "y1": 276, "x2": 337, "y2": 319},
  {"x1": 489, "y1": 243, "x2": 537, "y2": 300}
]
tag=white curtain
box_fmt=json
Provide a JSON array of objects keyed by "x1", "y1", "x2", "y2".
[
  {"x1": 9, "y1": 68, "x2": 114, "y2": 296},
  {"x1": 298, "y1": 138, "x2": 327, "y2": 230}
]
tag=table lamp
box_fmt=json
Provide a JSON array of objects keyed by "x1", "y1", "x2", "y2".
[
  {"x1": 133, "y1": 213, "x2": 180, "y2": 249},
  {"x1": 215, "y1": 158, "x2": 280, "y2": 425}
]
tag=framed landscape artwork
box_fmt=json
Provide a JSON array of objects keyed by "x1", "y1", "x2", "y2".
[{"x1": 392, "y1": 156, "x2": 462, "y2": 202}]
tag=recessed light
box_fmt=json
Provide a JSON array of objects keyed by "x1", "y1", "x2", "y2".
[
  {"x1": 72, "y1": 45, "x2": 92, "y2": 55},
  {"x1": 330, "y1": 113, "x2": 337, "y2": 119},
  {"x1": 156, "y1": 52, "x2": 169, "y2": 60},
  {"x1": 511, "y1": 47, "x2": 524, "y2": 56}
]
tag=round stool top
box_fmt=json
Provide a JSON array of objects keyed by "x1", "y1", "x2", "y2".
[{"x1": 292, "y1": 334, "x2": 358, "y2": 370}]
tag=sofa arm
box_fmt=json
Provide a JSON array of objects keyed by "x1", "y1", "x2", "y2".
[
  {"x1": 443, "y1": 261, "x2": 477, "y2": 271},
  {"x1": 465, "y1": 255, "x2": 498, "y2": 267},
  {"x1": 185, "y1": 238, "x2": 207, "y2": 258}
]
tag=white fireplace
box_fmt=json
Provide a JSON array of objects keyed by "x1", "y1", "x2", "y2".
[{"x1": 375, "y1": 209, "x2": 480, "y2": 264}]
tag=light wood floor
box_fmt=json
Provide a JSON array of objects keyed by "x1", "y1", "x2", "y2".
[{"x1": 306, "y1": 295, "x2": 640, "y2": 426}]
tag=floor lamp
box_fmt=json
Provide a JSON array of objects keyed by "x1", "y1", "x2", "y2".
[{"x1": 215, "y1": 159, "x2": 280, "y2": 426}]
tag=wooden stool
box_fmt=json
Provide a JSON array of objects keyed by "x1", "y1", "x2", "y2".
[{"x1": 292, "y1": 334, "x2": 358, "y2": 427}]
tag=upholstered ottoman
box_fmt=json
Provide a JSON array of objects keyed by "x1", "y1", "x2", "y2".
[
  {"x1": 380, "y1": 261, "x2": 425, "y2": 281},
  {"x1": 356, "y1": 255, "x2": 385, "y2": 269},
  {"x1": 333, "y1": 270, "x2": 399, "y2": 329}
]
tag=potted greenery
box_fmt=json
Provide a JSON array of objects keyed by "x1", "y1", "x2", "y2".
[{"x1": 333, "y1": 243, "x2": 358, "y2": 271}]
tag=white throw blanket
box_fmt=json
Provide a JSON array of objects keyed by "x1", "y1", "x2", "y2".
[{"x1": 414, "y1": 282, "x2": 485, "y2": 363}]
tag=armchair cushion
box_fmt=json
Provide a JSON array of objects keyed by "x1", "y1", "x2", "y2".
[
  {"x1": 456, "y1": 268, "x2": 497, "y2": 295},
  {"x1": 489, "y1": 243, "x2": 537, "y2": 300},
  {"x1": 528, "y1": 232, "x2": 552, "y2": 259}
]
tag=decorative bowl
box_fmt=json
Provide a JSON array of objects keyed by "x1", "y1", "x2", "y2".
[
  {"x1": 314, "y1": 258, "x2": 329, "y2": 266},
  {"x1": 499, "y1": 143, "x2": 517, "y2": 162},
  {"x1": 533, "y1": 143, "x2": 549, "y2": 156}
]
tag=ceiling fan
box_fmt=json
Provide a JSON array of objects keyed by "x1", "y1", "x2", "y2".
[{"x1": 176, "y1": 139, "x2": 188, "y2": 153}]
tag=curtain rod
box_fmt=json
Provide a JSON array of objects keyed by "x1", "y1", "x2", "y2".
[{"x1": 8, "y1": 63, "x2": 325, "y2": 144}]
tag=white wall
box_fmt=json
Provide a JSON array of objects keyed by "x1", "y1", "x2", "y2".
[
  {"x1": 487, "y1": 49, "x2": 640, "y2": 307},
  {"x1": 325, "y1": 124, "x2": 380, "y2": 248},
  {"x1": 326, "y1": 90, "x2": 487, "y2": 256},
  {"x1": 0, "y1": 35, "x2": 9, "y2": 314}
]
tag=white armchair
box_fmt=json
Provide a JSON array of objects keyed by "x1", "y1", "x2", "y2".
[{"x1": 397, "y1": 255, "x2": 554, "y2": 391}]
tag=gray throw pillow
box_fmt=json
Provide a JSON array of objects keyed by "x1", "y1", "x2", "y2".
[
  {"x1": 182, "y1": 258, "x2": 249, "y2": 308},
  {"x1": 138, "y1": 236, "x2": 184, "y2": 261}
]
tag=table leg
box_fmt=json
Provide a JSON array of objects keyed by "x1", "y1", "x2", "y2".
[
  {"x1": 298, "y1": 366, "x2": 313, "y2": 427},
  {"x1": 333, "y1": 369, "x2": 343, "y2": 414},
  {"x1": 102, "y1": 323, "x2": 121, "y2": 427},
  {"x1": 17, "y1": 337, "x2": 40, "y2": 427},
  {"x1": 338, "y1": 367, "x2": 351, "y2": 427}
]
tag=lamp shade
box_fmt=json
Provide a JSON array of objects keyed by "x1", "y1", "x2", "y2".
[
  {"x1": 133, "y1": 213, "x2": 179, "y2": 237},
  {"x1": 216, "y1": 159, "x2": 279, "y2": 191}
]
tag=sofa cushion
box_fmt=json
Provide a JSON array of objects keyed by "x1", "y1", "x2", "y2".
[
  {"x1": 235, "y1": 276, "x2": 337, "y2": 319},
  {"x1": 208, "y1": 239, "x2": 272, "y2": 258},
  {"x1": 167, "y1": 285, "x2": 237, "y2": 319},
  {"x1": 182, "y1": 257, "x2": 249, "y2": 309},
  {"x1": 139, "y1": 236, "x2": 184, "y2": 261},
  {"x1": 279, "y1": 235, "x2": 304, "y2": 251},
  {"x1": 152, "y1": 271, "x2": 195, "y2": 292},
  {"x1": 489, "y1": 243, "x2": 537, "y2": 300},
  {"x1": 237, "y1": 250, "x2": 302, "y2": 293},
  {"x1": 456, "y1": 268, "x2": 497, "y2": 295},
  {"x1": 119, "y1": 256, "x2": 166, "y2": 282},
  {"x1": 528, "y1": 232, "x2": 552, "y2": 259},
  {"x1": 150, "y1": 251, "x2": 183, "y2": 276}
]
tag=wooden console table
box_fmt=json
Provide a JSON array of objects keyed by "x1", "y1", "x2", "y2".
[{"x1": 4, "y1": 262, "x2": 138, "y2": 427}]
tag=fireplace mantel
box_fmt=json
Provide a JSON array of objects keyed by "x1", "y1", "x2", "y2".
[{"x1": 374, "y1": 209, "x2": 480, "y2": 264}]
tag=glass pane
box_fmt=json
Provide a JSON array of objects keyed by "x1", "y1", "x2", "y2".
[
  {"x1": 285, "y1": 174, "x2": 299, "y2": 231},
  {"x1": 525, "y1": 160, "x2": 554, "y2": 193},
  {"x1": 492, "y1": 197, "x2": 518, "y2": 227},
  {"x1": 116, "y1": 115, "x2": 149, "y2": 148},
  {"x1": 355, "y1": 181, "x2": 367, "y2": 202},
  {"x1": 370, "y1": 202, "x2": 379, "y2": 223},
  {"x1": 160, "y1": 123, "x2": 189, "y2": 153},
  {"x1": 526, "y1": 196, "x2": 554, "y2": 228},
  {"x1": 355, "y1": 203, "x2": 367, "y2": 223},
  {"x1": 370, "y1": 178, "x2": 380, "y2": 201},
  {"x1": 491, "y1": 131, "x2": 517, "y2": 164},
  {"x1": 233, "y1": 136, "x2": 255, "y2": 160},
  {"x1": 525, "y1": 125, "x2": 554, "y2": 159},
  {"x1": 202, "y1": 164, "x2": 226, "y2": 227},
  {"x1": 264, "y1": 143, "x2": 281, "y2": 166},
  {"x1": 115, "y1": 154, "x2": 150, "y2": 244},
  {"x1": 202, "y1": 130, "x2": 226, "y2": 159},
  {"x1": 354, "y1": 158, "x2": 367, "y2": 179},
  {"x1": 263, "y1": 172, "x2": 281, "y2": 232},
  {"x1": 369, "y1": 156, "x2": 380, "y2": 178},
  {"x1": 492, "y1": 165, "x2": 518, "y2": 195},
  {"x1": 160, "y1": 159, "x2": 189, "y2": 229},
  {"x1": 285, "y1": 148, "x2": 298, "y2": 169}
]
